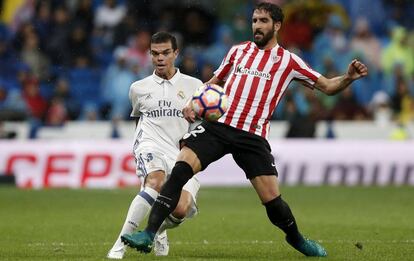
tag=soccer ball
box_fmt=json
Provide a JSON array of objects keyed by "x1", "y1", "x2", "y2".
[{"x1": 191, "y1": 84, "x2": 228, "y2": 121}]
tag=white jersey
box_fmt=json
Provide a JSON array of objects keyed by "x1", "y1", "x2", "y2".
[{"x1": 129, "y1": 69, "x2": 203, "y2": 161}]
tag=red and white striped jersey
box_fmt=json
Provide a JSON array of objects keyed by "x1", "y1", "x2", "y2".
[{"x1": 214, "y1": 41, "x2": 321, "y2": 139}]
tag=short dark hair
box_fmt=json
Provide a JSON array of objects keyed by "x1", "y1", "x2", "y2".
[
  {"x1": 150, "y1": 32, "x2": 178, "y2": 51},
  {"x1": 254, "y1": 2, "x2": 284, "y2": 23}
]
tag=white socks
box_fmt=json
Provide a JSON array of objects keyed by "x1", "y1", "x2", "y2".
[
  {"x1": 109, "y1": 187, "x2": 159, "y2": 252},
  {"x1": 158, "y1": 214, "x2": 185, "y2": 232}
]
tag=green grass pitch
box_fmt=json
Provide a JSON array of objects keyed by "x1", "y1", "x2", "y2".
[{"x1": 0, "y1": 186, "x2": 413, "y2": 260}]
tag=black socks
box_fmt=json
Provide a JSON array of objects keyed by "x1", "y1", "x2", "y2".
[
  {"x1": 146, "y1": 161, "x2": 194, "y2": 235},
  {"x1": 264, "y1": 195, "x2": 302, "y2": 243}
]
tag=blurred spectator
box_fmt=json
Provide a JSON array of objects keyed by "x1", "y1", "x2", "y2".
[
  {"x1": 67, "y1": 55, "x2": 101, "y2": 118},
  {"x1": 381, "y1": 26, "x2": 414, "y2": 79},
  {"x1": 391, "y1": 79, "x2": 414, "y2": 124},
  {"x1": 369, "y1": 91, "x2": 392, "y2": 127},
  {"x1": 350, "y1": 17, "x2": 382, "y2": 70},
  {"x1": 330, "y1": 87, "x2": 369, "y2": 120},
  {"x1": 125, "y1": 29, "x2": 152, "y2": 75},
  {"x1": 329, "y1": 0, "x2": 386, "y2": 36},
  {"x1": 12, "y1": 22, "x2": 36, "y2": 52},
  {"x1": 68, "y1": 24, "x2": 93, "y2": 65},
  {"x1": 32, "y1": 0, "x2": 52, "y2": 41},
  {"x1": 281, "y1": 0, "x2": 349, "y2": 50},
  {"x1": 230, "y1": 13, "x2": 250, "y2": 43},
  {"x1": 44, "y1": 97, "x2": 67, "y2": 126},
  {"x1": 81, "y1": 103, "x2": 100, "y2": 121},
  {"x1": 112, "y1": 14, "x2": 138, "y2": 47},
  {"x1": 179, "y1": 6, "x2": 215, "y2": 47},
  {"x1": 0, "y1": 27, "x2": 20, "y2": 86},
  {"x1": 383, "y1": 0, "x2": 414, "y2": 29},
  {"x1": 20, "y1": 30, "x2": 50, "y2": 81},
  {"x1": 203, "y1": 25, "x2": 234, "y2": 68},
  {"x1": 52, "y1": 78, "x2": 80, "y2": 120},
  {"x1": 94, "y1": 0, "x2": 126, "y2": 47},
  {"x1": 154, "y1": 7, "x2": 177, "y2": 32},
  {"x1": 179, "y1": 51, "x2": 199, "y2": 79},
  {"x1": 0, "y1": 84, "x2": 27, "y2": 121},
  {"x1": 124, "y1": 0, "x2": 154, "y2": 27},
  {"x1": 102, "y1": 47, "x2": 140, "y2": 120},
  {"x1": 94, "y1": 0, "x2": 126, "y2": 29},
  {"x1": 90, "y1": 26, "x2": 112, "y2": 67},
  {"x1": 22, "y1": 77, "x2": 47, "y2": 120},
  {"x1": 382, "y1": 63, "x2": 408, "y2": 97},
  {"x1": 283, "y1": 95, "x2": 316, "y2": 138},
  {"x1": 279, "y1": 5, "x2": 314, "y2": 50},
  {"x1": 312, "y1": 14, "x2": 354, "y2": 73},
  {"x1": 73, "y1": 0, "x2": 94, "y2": 34},
  {"x1": 46, "y1": 5, "x2": 71, "y2": 66}
]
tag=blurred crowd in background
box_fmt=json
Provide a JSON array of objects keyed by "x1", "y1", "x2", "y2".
[{"x1": 0, "y1": 0, "x2": 413, "y2": 138}]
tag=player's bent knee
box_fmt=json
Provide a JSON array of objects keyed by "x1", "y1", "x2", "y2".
[
  {"x1": 145, "y1": 171, "x2": 166, "y2": 192},
  {"x1": 177, "y1": 146, "x2": 202, "y2": 173},
  {"x1": 170, "y1": 161, "x2": 194, "y2": 183}
]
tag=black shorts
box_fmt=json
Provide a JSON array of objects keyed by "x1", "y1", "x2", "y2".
[{"x1": 180, "y1": 121, "x2": 278, "y2": 179}]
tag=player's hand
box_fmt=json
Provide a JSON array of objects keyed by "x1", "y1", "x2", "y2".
[
  {"x1": 183, "y1": 103, "x2": 196, "y2": 123},
  {"x1": 347, "y1": 59, "x2": 368, "y2": 80}
]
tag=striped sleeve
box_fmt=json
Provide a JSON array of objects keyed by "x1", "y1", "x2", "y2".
[
  {"x1": 214, "y1": 44, "x2": 240, "y2": 81},
  {"x1": 290, "y1": 53, "x2": 321, "y2": 88}
]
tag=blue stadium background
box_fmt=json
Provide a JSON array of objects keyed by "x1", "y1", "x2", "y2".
[{"x1": 0, "y1": 0, "x2": 413, "y2": 138}]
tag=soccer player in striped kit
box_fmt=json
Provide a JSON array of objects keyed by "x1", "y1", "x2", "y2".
[
  {"x1": 122, "y1": 2, "x2": 368, "y2": 257},
  {"x1": 107, "y1": 32, "x2": 202, "y2": 259}
]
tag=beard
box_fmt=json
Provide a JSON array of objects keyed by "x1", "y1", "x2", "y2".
[{"x1": 253, "y1": 28, "x2": 275, "y2": 48}]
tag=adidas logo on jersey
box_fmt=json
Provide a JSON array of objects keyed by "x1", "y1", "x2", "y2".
[{"x1": 145, "y1": 94, "x2": 152, "y2": 100}]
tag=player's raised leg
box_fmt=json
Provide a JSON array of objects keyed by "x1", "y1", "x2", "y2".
[
  {"x1": 121, "y1": 186, "x2": 198, "y2": 253},
  {"x1": 250, "y1": 175, "x2": 327, "y2": 257},
  {"x1": 121, "y1": 147, "x2": 201, "y2": 252}
]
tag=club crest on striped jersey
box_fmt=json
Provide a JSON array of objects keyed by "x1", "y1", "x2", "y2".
[
  {"x1": 272, "y1": 54, "x2": 281, "y2": 63},
  {"x1": 235, "y1": 65, "x2": 271, "y2": 80}
]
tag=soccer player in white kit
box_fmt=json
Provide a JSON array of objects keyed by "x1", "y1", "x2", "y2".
[{"x1": 107, "y1": 32, "x2": 202, "y2": 259}]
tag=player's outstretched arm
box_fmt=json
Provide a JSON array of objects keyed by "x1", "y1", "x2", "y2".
[{"x1": 314, "y1": 59, "x2": 368, "y2": 96}]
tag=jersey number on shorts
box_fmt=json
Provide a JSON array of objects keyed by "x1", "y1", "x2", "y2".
[{"x1": 183, "y1": 125, "x2": 205, "y2": 139}]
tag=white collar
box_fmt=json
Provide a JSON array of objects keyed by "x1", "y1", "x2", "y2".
[{"x1": 152, "y1": 68, "x2": 181, "y2": 85}]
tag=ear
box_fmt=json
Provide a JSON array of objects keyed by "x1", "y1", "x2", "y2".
[
  {"x1": 174, "y1": 49, "x2": 179, "y2": 59},
  {"x1": 274, "y1": 21, "x2": 281, "y2": 32}
]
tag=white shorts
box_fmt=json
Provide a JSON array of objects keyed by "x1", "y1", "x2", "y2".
[{"x1": 135, "y1": 149, "x2": 200, "y2": 218}]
